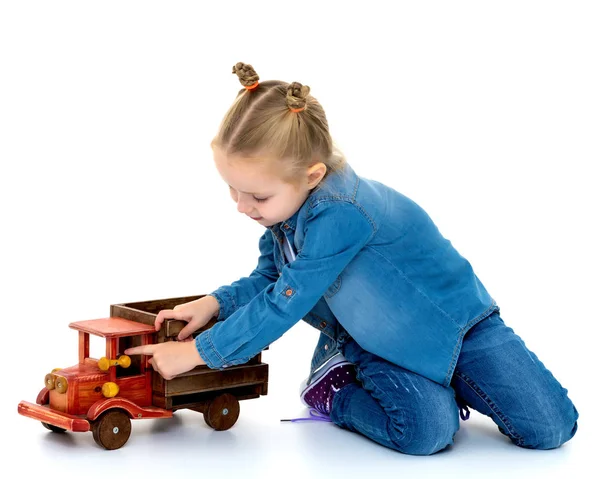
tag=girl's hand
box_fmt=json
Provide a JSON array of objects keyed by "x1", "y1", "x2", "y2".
[
  {"x1": 154, "y1": 296, "x2": 219, "y2": 341},
  {"x1": 124, "y1": 341, "x2": 205, "y2": 380}
]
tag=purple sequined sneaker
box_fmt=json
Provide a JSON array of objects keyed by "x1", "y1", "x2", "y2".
[
  {"x1": 300, "y1": 355, "x2": 357, "y2": 416},
  {"x1": 280, "y1": 354, "x2": 358, "y2": 423}
]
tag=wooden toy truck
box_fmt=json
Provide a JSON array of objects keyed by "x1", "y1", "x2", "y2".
[{"x1": 17, "y1": 295, "x2": 269, "y2": 450}]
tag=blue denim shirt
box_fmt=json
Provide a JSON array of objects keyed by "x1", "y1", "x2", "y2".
[{"x1": 196, "y1": 163, "x2": 499, "y2": 387}]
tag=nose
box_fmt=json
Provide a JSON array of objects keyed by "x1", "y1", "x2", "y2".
[{"x1": 236, "y1": 196, "x2": 253, "y2": 214}]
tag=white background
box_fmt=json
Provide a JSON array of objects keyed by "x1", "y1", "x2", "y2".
[{"x1": 1, "y1": 1, "x2": 598, "y2": 478}]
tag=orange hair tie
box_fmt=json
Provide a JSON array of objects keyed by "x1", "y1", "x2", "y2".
[
  {"x1": 244, "y1": 81, "x2": 259, "y2": 90},
  {"x1": 289, "y1": 106, "x2": 306, "y2": 113}
]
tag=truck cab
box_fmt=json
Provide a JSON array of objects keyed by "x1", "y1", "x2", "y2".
[{"x1": 19, "y1": 317, "x2": 171, "y2": 449}]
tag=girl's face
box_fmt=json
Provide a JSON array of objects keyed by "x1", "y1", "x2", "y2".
[{"x1": 212, "y1": 147, "x2": 325, "y2": 227}]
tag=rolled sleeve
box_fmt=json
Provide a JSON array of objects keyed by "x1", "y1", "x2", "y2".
[
  {"x1": 195, "y1": 328, "x2": 226, "y2": 369},
  {"x1": 196, "y1": 200, "x2": 376, "y2": 369},
  {"x1": 206, "y1": 291, "x2": 235, "y2": 321}
]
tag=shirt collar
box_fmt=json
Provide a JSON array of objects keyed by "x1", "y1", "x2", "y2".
[{"x1": 268, "y1": 204, "x2": 301, "y2": 234}]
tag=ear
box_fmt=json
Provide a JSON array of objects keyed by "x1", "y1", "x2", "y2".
[{"x1": 306, "y1": 162, "x2": 327, "y2": 189}]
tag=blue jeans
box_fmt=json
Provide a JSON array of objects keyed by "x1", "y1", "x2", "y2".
[{"x1": 330, "y1": 312, "x2": 579, "y2": 455}]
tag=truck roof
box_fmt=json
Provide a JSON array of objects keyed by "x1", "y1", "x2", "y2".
[{"x1": 69, "y1": 317, "x2": 155, "y2": 338}]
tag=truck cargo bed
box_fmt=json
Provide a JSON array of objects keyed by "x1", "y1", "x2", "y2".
[{"x1": 109, "y1": 295, "x2": 269, "y2": 411}]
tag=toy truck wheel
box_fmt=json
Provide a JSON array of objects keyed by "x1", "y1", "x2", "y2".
[
  {"x1": 204, "y1": 393, "x2": 240, "y2": 431},
  {"x1": 42, "y1": 422, "x2": 66, "y2": 433},
  {"x1": 92, "y1": 410, "x2": 132, "y2": 450}
]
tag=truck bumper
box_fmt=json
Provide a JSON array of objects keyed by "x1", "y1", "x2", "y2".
[{"x1": 18, "y1": 401, "x2": 90, "y2": 432}]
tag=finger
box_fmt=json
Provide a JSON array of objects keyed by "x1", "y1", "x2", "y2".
[
  {"x1": 149, "y1": 357, "x2": 158, "y2": 372},
  {"x1": 124, "y1": 345, "x2": 155, "y2": 356},
  {"x1": 177, "y1": 324, "x2": 196, "y2": 341},
  {"x1": 155, "y1": 309, "x2": 188, "y2": 331},
  {"x1": 155, "y1": 310, "x2": 167, "y2": 331}
]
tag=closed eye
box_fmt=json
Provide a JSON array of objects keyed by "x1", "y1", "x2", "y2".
[{"x1": 228, "y1": 185, "x2": 269, "y2": 203}]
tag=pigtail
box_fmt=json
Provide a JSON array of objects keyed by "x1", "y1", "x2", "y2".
[
  {"x1": 286, "y1": 82, "x2": 310, "y2": 113},
  {"x1": 232, "y1": 62, "x2": 260, "y2": 90}
]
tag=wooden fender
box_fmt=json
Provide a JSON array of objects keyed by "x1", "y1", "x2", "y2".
[
  {"x1": 18, "y1": 400, "x2": 90, "y2": 432},
  {"x1": 36, "y1": 387, "x2": 50, "y2": 405},
  {"x1": 87, "y1": 397, "x2": 173, "y2": 421}
]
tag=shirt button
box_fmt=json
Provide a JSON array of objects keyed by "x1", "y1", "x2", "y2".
[
  {"x1": 320, "y1": 321, "x2": 327, "y2": 329},
  {"x1": 324, "y1": 344, "x2": 329, "y2": 351},
  {"x1": 285, "y1": 288, "x2": 294, "y2": 296},
  {"x1": 283, "y1": 224, "x2": 289, "y2": 229}
]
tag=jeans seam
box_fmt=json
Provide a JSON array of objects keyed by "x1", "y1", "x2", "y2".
[
  {"x1": 454, "y1": 371, "x2": 524, "y2": 446},
  {"x1": 344, "y1": 344, "x2": 413, "y2": 448}
]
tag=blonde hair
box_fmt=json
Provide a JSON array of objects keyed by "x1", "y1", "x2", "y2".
[{"x1": 212, "y1": 62, "x2": 346, "y2": 188}]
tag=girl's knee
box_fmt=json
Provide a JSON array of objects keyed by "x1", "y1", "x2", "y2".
[
  {"x1": 398, "y1": 431, "x2": 457, "y2": 456},
  {"x1": 389, "y1": 401, "x2": 460, "y2": 456},
  {"x1": 516, "y1": 401, "x2": 579, "y2": 450}
]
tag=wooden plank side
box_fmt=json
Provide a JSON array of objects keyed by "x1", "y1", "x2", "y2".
[
  {"x1": 152, "y1": 370, "x2": 166, "y2": 396},
  {"x1": 113, "y1": 296, "x2": 204, "y2": 315},
  {"x1": 171, "y1": 385, "x2": 264, "y2": 411},
  {"x1": 110, "y1": 304, "x2": 156, "y2": 327},
  {"x1": 151, "y1": 393, "x2": 171, "y2": 409},
  {"x1": 153, "y1": 384, "x2": 265, "y2": 411},
  {"x1": 165, "y1": 363, "x2": 269, "y2": 397},
  {"x1": 165, "y1": 317, "x2": 217, "y2": 338}
]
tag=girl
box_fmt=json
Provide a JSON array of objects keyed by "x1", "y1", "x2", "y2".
[{"x1": 125, "y1": 62, "x2": 578, "y2": 455}]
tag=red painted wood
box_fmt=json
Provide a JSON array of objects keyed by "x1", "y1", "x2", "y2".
[
  {"x1": 142, "y1": 333, "x2": 153, "y2": 404},
  {"x1": 36, "y1": 387, "x2": 49, "y2": 405},
  {"x1": 107, "y1": 337, "x2": 117, "y2": 383},
  {"x1": 86, "y1": 397, "x2": 173, "y2": 421},
  {"x1": 78, "y1": 331, "x2": 89, "y2": 364},
  {"x1": 18, "y1": 401, "x2": 91, "y2": 432},
  {"x1": 69, "y1": 317, "x2": 155, "y2": 338}
]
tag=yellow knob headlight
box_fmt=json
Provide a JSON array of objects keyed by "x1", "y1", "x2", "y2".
[
  {"x1": 102, "y1": 382, "x2": 119, "y2": 398},
  {"x1": 55, "y1": 376, "x2": 68, "y2": 394},
  {"x1": 44, "y1": 373, "x2": 55, "y2": 390}
]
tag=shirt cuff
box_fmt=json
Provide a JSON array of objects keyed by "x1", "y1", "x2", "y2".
[
  {"x1": 207, "y1": 290, "x2": 234, "y2": 321},
  {"x1": 195, "y1": 329, "x2": 226, "y2": 369}
]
